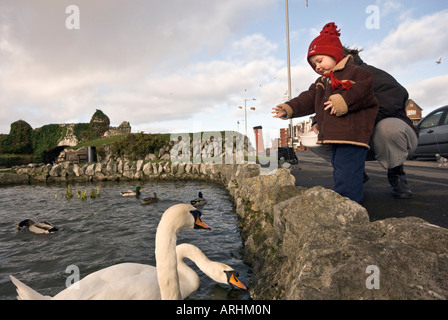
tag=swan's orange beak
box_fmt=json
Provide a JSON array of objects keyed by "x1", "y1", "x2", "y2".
[
  {"x1": 194, "y1": 215, "x2": 211, "y2": 230},
  {"x1": 228, "y1": 272, "x2": 248, "y2": 290},
  {"x1": 191, "y1": 209, "x2": 211, "y2": 230}
]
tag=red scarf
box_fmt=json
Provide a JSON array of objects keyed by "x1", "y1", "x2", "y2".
[{"x1": 324, "y1": 71, "x2": 352, "y2": 90}]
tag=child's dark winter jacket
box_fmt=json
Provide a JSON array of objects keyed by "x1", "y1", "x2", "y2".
[{"x1": 277, "y1": 55, "x2": 379, "y2": 149}]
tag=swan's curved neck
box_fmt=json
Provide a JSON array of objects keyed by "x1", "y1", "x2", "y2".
[
  {"x1": 155, "y1": 222, "x2": 181, "y2": 300},
  {"x1": 177, "y1": 244, "x2": 224, "y2": 283}
]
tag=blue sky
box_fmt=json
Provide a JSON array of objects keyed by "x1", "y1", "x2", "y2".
[{"x1": 1, "y1": 0, "x2": 447, "y2": 147}]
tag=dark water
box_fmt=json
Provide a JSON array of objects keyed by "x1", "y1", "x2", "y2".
[{"x1": 0, "y1": 180, "x2": 251, "y2": 300}]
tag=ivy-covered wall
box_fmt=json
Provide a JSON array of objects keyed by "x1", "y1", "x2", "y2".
[
  {"x1": 110, "y1": 132, "x2": 169, "y2": 159},
  {"x1": 31, "y1": 124, "x2": 66, "y2": 163},
  {"x1": 0, "y1": 110, "x2": 113, "y2": 167}
]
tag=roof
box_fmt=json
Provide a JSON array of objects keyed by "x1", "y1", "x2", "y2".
[{"x1": 406, "y1": 99, "x2": 423, "y2": 110}]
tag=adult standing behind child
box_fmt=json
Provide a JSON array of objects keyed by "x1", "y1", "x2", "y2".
[
  {"x1": 345, "y1": 47, "x2": 418, "y2": 199},
  {"x1": 272, "y1": 22, "x2": 379, "y2": 203}
]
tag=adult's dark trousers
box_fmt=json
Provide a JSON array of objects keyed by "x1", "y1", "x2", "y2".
[{"x1": 331, "y1": 144, "x2": 368, "y2": 204}]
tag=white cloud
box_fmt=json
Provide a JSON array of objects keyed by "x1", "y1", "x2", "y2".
[
  {"x1": 365, "y1": 9, "x2": 448, "y2": 72},
  {"x1": 406, "y1": 75, "x2": 448, "y2": 115},
  {"x1": 360, "y1": 8, "x2": 448, "y2": 113},
  {"x1": 0, "y1": 0, "x2": 277, "y2": 133},
  {"x1": 231, "y1": 33, "x2": 278, "y2": 61}
]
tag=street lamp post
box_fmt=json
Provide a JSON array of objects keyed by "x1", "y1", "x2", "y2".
[
  {"x1": 285, "y1": 0, "x2": 294, "y2": 147},
  {"x1": 239, "y1": 98, "x2": 256, "y2": 136}
]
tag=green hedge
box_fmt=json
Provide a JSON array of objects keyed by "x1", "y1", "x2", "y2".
[
  {"x1": 31, "y1": 124, "x2": 65, "y2": 163},
  {"x1": 0, "y1": 120, "x2": 33, "y2": 154},
  {"x1": 110, "y1": 132, "x2": 170, "y2": 160},
  {"x1": 0, "y1": 134, "x2": 7, "y2": 153}
]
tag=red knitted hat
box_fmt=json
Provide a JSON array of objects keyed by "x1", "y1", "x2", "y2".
[{"x1": 307, "y1": 22, "x2": 344, "y2": 70}]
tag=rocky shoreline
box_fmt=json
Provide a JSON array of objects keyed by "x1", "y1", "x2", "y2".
[{"x1": 1, "y1": 161, "x2": 447, "y2": 300}]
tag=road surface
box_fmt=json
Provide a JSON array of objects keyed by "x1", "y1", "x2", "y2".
[{"x1": 289, "y1": 151, "x2": 448, "y2": 229}]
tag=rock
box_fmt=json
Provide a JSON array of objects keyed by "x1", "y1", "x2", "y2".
[
  {"x1": 151, "y1": 163, "x2": 158, "y2": 175},
  {"x1": 73, "y1": 164, "x2": 81, "y2": 177},
  {"x1": 61, "y1": 165, "x2": 75, "y2": 178},
  {"x1": 42, "y1": 164, "x2": 52, "y2": 173},
  {"x1": 163, "y1": 162, "x2": 171, "y2": 173},
  {"x1": 160, "y1": 153, "x2": 170, "y2": 161},
  {"x1": 94, "y1": 171, "x2": 106, "y2": 181},
  {"x1": 85, "y1": 164, "x2": 95, "y2": 176},
  {"x1": 192, "y1": 164, "x2": 200, "y2": 175},
  {"x1": 133, "y1": 171, "x2": 144, "y2": 180},
  {"x1": 117, "y1": 160, "x2": 124, "y2": 174},
  {"x1": 142, "y1": 162, "x2": 153, "y2": 176},
  {"x1": 123, "y1": 161, "x2": 132, "y2": 172},
  {"x1": 94, "y1": 163, "x2": 103, "y2": 173},
  {"x1": 30, "y1": 174, "x2": 48, "y2": 183},
  {"x1": 176, "y1": 163, "x2": 185, "y2": 176},
  {"x1": 236, "y1": 168, "x2": 296, "y2": 215},
  {"x1": 49, "y1": 164, "x2": 62, "y2": 177},
  {"x1": 106, "y1": 160, "x2": 117, "y2": 175},
  {"x1": 123, "y1": 169, "x2": 135, "y2": 179},
  {"x1": 145, "y1": 154, "x2": 157, "y2": 161},
  {"x1": 240, "y1": 183, "x2": 448, "y2": 300},
  {"x1": 135, "y1": 160, "x2": 144, "y2": 172},
  {"x1": 170, "y1": 163, "x2": 178, "y2": 175},
  {"x1": 29, "y1": 165, "x2": 43, "y2": 175}
]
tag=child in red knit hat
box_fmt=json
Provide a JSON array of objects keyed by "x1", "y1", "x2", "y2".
[{"x1": 272, "y1": 22, "x2": 379, "y2": 203}]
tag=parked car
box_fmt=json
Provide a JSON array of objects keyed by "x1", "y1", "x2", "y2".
[{"x1": 412, "y1": 105, "x2": 448, "y2": 159}]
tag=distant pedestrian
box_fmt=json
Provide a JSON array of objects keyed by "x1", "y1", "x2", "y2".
[{"x1": 272, "y1": 22, "x2": 379, "y2": 203}]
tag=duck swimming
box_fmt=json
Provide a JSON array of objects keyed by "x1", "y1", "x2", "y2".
[
  {"x1": 190, "y1": 192, "x2": 207, "y2": 207},
  {"x1": 16, "y1": 219, "x2": 58, "y2": 234},
  {"x1": 141, "y1": 193, "x2": 159, "y2": 205},
  {"x1": 121, "y1": 186, "x2": 142, "y2": 197}
]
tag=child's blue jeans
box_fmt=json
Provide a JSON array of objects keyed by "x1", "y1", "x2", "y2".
[{"x1": 331, "y1": 144, "x2": 368, "y2": 203}]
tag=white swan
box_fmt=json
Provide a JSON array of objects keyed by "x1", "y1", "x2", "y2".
[
  {"x1": 9, "y1": 243, "x2": 247, "y2": 300},
  {"x1": 176, "y1": 243, "x2": 247, "y2": 298},
  {"x1": 9, "y1": 203, "x2": 247, "y2": 300}
]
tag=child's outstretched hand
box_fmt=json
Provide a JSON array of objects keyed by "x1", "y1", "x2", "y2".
[{"x1": 272, "y1": 106, "x2": 287, "y2": 118}]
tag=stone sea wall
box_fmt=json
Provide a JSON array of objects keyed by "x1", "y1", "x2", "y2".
[
  {"x1": 0, "y1": 160, "x2": 236, "y2": 184},
  {"x1": 1, "y1": 162, "x2": 447, "y2": 300},
  {"x1": 230, "y1": 168, "x2": 448, "y2": 300}
]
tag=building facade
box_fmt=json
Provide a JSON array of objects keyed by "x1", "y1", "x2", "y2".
[
  {"x1": 279, "y1": 117, "x2": 314, "y2": 150},
  {"x1": 279, "y1": 128, "x2": 290, "y2": 147},
  {"x1": 405, "y1": 99, "x2": 422, "y2": 126}
]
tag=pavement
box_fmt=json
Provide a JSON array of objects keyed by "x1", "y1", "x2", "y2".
[{"x1": 289, "y1": 151, "x2": 448, "y2": 229}]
